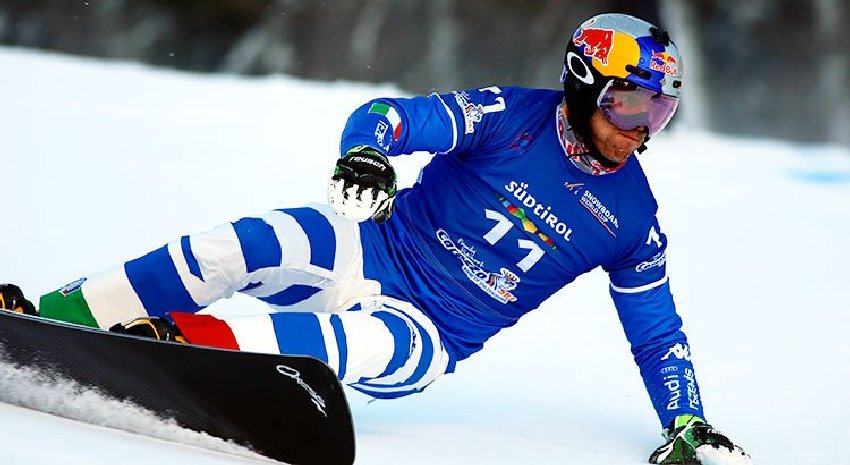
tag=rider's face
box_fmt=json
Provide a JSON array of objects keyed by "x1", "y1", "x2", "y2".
[{"x1": 589, "y1": 108, "x2": 647, "y2": 164}]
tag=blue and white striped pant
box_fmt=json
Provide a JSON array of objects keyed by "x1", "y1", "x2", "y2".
[{"x1": 76, "y1": 205, "x2": 451, "y2": 398}]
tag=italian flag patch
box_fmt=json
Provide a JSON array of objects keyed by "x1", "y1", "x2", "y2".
[{"x1": 368, "y1": 103, "x2": 403, "y2": 140}]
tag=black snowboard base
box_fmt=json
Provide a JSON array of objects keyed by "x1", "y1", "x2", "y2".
[{"x1": 0, "y1": 310, "x2": 355, "y2": 465}]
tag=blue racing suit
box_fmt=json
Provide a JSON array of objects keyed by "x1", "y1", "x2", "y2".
[{"x1": 345, "y1": 86, "x2": 703, "y2": 426}]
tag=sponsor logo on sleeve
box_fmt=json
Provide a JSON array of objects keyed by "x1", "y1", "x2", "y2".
[
  {"x1": 661, "y1": 343, "x2": 692, "y2": 362},
  {"x1": 636, "y1": 251, "x2": 667, "y2": 272},
  {"x1": 368, "y1": 103, "x2": 402, "y2": 140},
  {"x1": 646, "y1": 225, "x2": 663, "y2": 248},
  {"x1": 452, "y1": 91, "x2": 484, "y2": 134},
  {"x1": 60, "y1": 277, "x2": 87, "y2": 296},
  {"x1": 660, "y1": 344, "x2": 701, "y2": 411},
  {"x1": 374, "y1": 121, "x2": 390, "y2": 151},
  {"x1": 663, "y1": 367, "x2": 701, "y2": 411}
]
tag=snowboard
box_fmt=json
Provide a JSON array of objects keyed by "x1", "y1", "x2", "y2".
[{"x1": 0, "y1": 310, "x2": 355, "y2": 465}]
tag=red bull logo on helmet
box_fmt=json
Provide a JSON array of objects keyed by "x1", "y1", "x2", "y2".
[
  {"x1": 573, "y1": 27, "x2": 615, "y2": 65},
  {"x1": 650, "y1": 51, "x2": 679, "y2": 76}
]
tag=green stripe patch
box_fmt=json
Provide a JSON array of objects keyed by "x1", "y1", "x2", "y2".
[{"x1": 39, "y1": 283, "x2": 98, "y2": 328}]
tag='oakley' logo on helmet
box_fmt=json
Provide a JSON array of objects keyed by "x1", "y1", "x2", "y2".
[
  {"x1": 566, "y1": 51, "x2": 593, "y2": 85},
  {"x1": 573, "y1": 27, "x2": 615, "y2": 65}
]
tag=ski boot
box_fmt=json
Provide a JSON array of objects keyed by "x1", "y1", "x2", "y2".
[
  {"x1": 109, "y1": 316, "x2": 188, "y2": 343},
  {"x1": 0, "y1": 283, "x2": 38, "y2": 315}
]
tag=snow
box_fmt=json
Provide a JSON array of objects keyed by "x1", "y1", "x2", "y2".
[{"x1": 1, "y1": 46, "x2": 849, "y2": 464}]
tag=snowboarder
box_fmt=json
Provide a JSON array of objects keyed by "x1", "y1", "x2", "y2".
[{"x1": 2, "y1": 13, "x2": 752, "y2": 464}]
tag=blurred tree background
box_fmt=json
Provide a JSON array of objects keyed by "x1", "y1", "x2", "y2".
[{"x1": 1, "y1": 0, "x2": 847, "y2": 147}]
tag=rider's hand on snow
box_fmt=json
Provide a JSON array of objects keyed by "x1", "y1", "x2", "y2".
[
  {"x1": 0, "y1": 283, "x2": 38, "y2": 315},
  {"x1": 328, "y1": 146, "x2": 397, "y2": 224},
  {"x1": 649, "y1": 415, "x2": 753, "y2": 465}
]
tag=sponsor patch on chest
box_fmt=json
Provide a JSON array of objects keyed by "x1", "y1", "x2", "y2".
[
  {"x1": 504, "y1": 180, "x2": 574, "y2": 243},
  {"x1": 437, "y1": 229, "x2": 520, "y2": 304},
  {"x1": 565, "y1": 183, "x2": 620, "y2": 237}
]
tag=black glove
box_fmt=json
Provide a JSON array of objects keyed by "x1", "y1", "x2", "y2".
[
  {"x1": 328, "y1": 145, "x2": 397, "y2": 224},
  {"x1": 0, "y1": 283, "x2": 38, "y2": 315}
]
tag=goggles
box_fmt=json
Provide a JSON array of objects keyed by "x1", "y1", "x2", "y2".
[{"x1": 597, "y1": 80, "x2": 679, "y2": 136}]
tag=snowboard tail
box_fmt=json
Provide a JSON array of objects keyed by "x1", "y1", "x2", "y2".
[{"x1": 0, "y1": 310, "x2": 355, "y2": 465}]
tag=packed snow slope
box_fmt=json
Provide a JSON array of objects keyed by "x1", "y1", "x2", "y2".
[{"x1": 2, "y1": 47, "x2": 849, "y2": 465}]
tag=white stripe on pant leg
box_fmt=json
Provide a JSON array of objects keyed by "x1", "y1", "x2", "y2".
[
  {"x1": 258, "y1": 210, "x2": 313, "y2": 268},
  {"x1": 316, "y1": 314, "x2": 340, "y2": 375},
  {"x1": 315, "y1": 203, "x2": 363, "y2": 279},
  {"x1": 225, "y1": 314, "x2": 280, "y2": 354},
  {"x1": 167, "y1": 240, "x2": 228, "y2": 307},
  {"x1": 334, "y1": 312, "x2": 397, "y2": 385},
  {"x1": 84, "y1": 266, "x2": 148, "y2": 327},
  {"x1": 188, "y1": 223, "x2": 248, "y2": 291}
]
